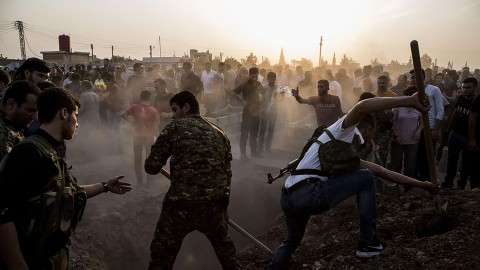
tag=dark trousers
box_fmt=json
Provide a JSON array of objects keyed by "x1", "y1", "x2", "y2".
[
  {"x1": 240, "y1": 110, "x2": 260, "y2": 156},
  {"x1": 259, "y1": 110, "x2": 277, "y2": 152},
  {"x1": 374, "y1": 131, "x2": 392, "y2": 167},
  {"x1": 464, "y1": 149, "x2": 480, "y2": 189},
  {"x1": 389, "y1": 142, "x2": 418, "y2": 178},
  {"x1": 416, "y1": 130, "x2": 438, "y2": 181},
  {"x1": 149, "y1": 201, "x2": 239, "y2": 270},
  {"x1": 444, "y1": 131, "x2": 475, "y2": 188},
  {"x1": 269, "y1": 169, "x2": 377, "y2": 270}
]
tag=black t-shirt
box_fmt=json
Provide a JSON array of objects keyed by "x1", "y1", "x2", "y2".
[
  {"x1": 471, "y1": 95, "x2": 480, "y2": 141},
  {"x1": 0, "y1": 129, "x2": 64, "y2": 224},
  {"x1": 451, "y1": 94, "x2": 476, "y2": 137}
]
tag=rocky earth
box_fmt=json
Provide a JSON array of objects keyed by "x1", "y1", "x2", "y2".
[{"x1": 239, "y1": 188, "x2": 480, "y2": 270}]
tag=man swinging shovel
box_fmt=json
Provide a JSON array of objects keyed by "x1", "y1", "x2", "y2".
[{"x1": 266, "y1": 79, "x2": 438, "y2": 269}]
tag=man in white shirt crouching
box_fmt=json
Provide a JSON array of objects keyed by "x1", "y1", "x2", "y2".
[{"x1": 268, "y1": 92, "x2": 431, "y2": 270}]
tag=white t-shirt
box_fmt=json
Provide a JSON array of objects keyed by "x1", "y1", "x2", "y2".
[
  {"x1": 201, "y1": 70, "x2": 218, "y2": 94},
  {"x1": 329, "y1": 80, "x2": 343, "y2": 101},
  {"x1": 284, "y1": 115, "x2": 364, "y2": 188}
]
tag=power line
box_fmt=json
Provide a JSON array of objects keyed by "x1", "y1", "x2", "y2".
[{"x1": 25, "y1": 36, "x2": 41, "y2": 58}]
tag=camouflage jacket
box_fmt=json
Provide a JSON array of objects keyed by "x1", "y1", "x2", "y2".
[
  {"x1": 0, "y1": 113, "x2": 24, "y2": 161},
  {"x1": 145, "y1": 115, "x2": 232, "y2": 202}
]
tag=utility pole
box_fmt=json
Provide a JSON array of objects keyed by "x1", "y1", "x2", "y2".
[
  {"x1": 318, "y1": 35, "x2": 323, "y2": 67},
  {"x1": 90, "y1": 44, "x2": 94, "y2": 63},
  {"x1": 149, "y1": 45, "x2": 153, "y2": 58},
  {"x1": 111, "y1": 45, "x2": 114, "y2": 61},
  {"x1": 158, "y1": 36, "x2": 161, "y2": 57},
  {"x1": 220, "y1": 52, "x2": 223, "y2": 62},
  {"x1": 14, "y1": 21, "x2": 26, "y2": 60}
]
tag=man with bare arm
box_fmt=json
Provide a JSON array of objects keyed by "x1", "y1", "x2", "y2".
[
  {"x1": 269, "y1": 92, "x2": 437, "y2": 270},
  {"x1": 292, "y1": 79, "x2": 343, "y2": 127}
]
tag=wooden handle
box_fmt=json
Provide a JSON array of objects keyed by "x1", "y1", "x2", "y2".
[{"x1": 410, "y1": 40, "x2": 438, "y2": 185}]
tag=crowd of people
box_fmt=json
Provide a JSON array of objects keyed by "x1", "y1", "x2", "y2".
[{"x1": 0, "y1": 55, "x2": 478, "y2": 269}]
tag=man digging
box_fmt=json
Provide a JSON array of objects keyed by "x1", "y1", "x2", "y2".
[{"x1": 268, "y1": 91, "x2": 438, "y2": 270}]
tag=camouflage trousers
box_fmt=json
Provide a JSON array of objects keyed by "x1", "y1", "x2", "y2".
[{"x1": 149, "y1": 200, "x2": 240, "y2": 270}]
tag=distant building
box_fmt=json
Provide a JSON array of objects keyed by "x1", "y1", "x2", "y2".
[
  {"x1": 41, "y1": 51, "x2": 90, "y2": 66},
  {"x1": 279, "y1": 48, "x2": 286, "y2": 66},
  {"x1": 190, "y1": 49, "x2": 212, "y2": 64},
  {"x1": 41, "y1": 34, "x2": 91, "y2": 67},
  {"x1": 142, "y1": 56, "x2": 191, "y2": 69}
]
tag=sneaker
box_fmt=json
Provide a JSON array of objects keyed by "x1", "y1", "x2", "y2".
[{"x1": 355, "y1": 243, "x2": 384, "y2": 258}]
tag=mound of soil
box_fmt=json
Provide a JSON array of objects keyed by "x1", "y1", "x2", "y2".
[{"x1": 239, "y1": 188, "x2": 480, "y2": 270}]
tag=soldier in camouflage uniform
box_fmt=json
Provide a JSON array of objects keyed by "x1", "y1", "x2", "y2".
[
  {"x1": 145, "y1": 91, "x2": 239, "y2": 270},
  {"x1": 0, "y1": 81, "x2": 40, "y2": 160},
  {"x1": 0, "y1": 88, "x2": 131, "y2": 270}
]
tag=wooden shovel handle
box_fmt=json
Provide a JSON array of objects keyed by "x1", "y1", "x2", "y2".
[{"x1": 410, "y1": 40, "x2": 438, "y2": 185}]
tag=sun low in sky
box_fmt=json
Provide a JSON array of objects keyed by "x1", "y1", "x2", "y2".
[{"x1": 1, "y1": 0, "x2": 479, "y2": 68}]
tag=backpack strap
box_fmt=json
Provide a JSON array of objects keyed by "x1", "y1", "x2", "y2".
[
  {"x1": 323, "y1": 128, "x2": 337, "y2": 141},
  {"x1": 289, "y1": 127, "x2": 330, "y2": 177}
]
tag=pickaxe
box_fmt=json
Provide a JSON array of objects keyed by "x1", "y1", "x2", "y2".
[
  {"x1": 158, "y1": 168, "x2": 273, "y2": 254},
  {"x1": 410, "y1": 40, "x2": 446, "y2": 212}
]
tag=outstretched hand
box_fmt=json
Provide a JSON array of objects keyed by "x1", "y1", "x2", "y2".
[{"x1": 106, "y1": 176, "x2": 132, "y2": 194}]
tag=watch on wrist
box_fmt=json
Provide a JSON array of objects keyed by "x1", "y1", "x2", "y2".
[{"x1": 101, "y1": 182, "x2": 109, "y2": 193}]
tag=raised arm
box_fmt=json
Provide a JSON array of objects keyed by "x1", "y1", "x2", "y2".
[
  {"x1": 342, "y1": 94, "x2": 427, "y2": 129},
  {"x1": 291, "y1": 87, "x2": 310, "y2": 104}
]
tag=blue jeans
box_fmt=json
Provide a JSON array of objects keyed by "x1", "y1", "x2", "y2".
[{"x1": 269, "y1": 169, "x2": 377, "y2": 270}]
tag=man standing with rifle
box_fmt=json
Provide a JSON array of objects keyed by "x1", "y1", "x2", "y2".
[
  {"x1": 268, "y1": 90, "x2": 437, "y2": 269},
  {"x1": 145, "y1": 91, "x2": 240, "y2": 270}
]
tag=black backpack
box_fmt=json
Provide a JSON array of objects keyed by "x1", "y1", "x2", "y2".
[{"x1": 289, "y1": 126, "x2": 360, "y2": 177}]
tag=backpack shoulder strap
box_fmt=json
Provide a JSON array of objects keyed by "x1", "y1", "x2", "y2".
[{"x1": 323, "y1": 128, "x2": 337, "y2": 141}]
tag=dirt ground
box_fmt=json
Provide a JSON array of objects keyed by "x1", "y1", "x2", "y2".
[
  {"x1": 239, "y1": 188, "x2": 480, "y2": 270},
  {"x1": 67, "y1": 147, "x2": 290, "y2": 270},
  {"x1": 65, "y1": 124, "x2": 480, "y2": 270}
]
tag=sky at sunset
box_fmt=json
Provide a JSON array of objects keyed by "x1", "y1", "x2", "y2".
[{"x1": 1, "y1": 0, "x2": 479, "y2": 68}]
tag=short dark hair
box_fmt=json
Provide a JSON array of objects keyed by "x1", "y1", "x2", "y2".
[
  {"x1": 359, "y1": 92, "x2": 376, "y2": 101},
  {"x1": 462, "y1": 77, "x2": 478, "y2": 88},
  {"x1": 37, "y1": 87, "x2": 80, "y2": 124},
  {"x1": 14, "y1": 58, "x2": 50, "y2": 80},
  {"x1": 267, "y1": 72, "x2": 276, "y2": 79},
  {"x1": 409, "y1": 69, "x2": 426, "y2": 79},
  {"x1": 80, "y1": 80, "x2": 93, "y2": 91},
  {"x1": 70, "y1": 73, "x2": 80, "y2": 81},
  {"x1": 37, "y1": 80, "x2": 56, "y2": 91},
  {"x1": 2, "y1": 80, "x2": 41, "y2": 106},
  {"x1": 377, "y1": 75, "x2": 390, "y2": 81},
  {"x1": 0, "y1": 69, "x2": 10, "y2": 85},
  {"x1": 133, "y1": 63, "x2": 143, "y2": 71},
  {"x1": 249, "y1": 67, "x2": 259, "y2": 75},
  {"x1": 170, "y1": 91, "x2": 199, "y2": 115},
  {"x1": 404, "y1": 86, "x2": 417, "y2": 96},
  {"x1": 140, "y1": 90, "x2": 152, "y2": 101},
  {"x1": 183, "y1": 62, "x2": 192, "y2": 69},
  {"x1": 154, "y1": 78, "x2": 166, "y2": 86},
  {"x1": 318, "y1": 79, "x2": 329, "y2": 87}
]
